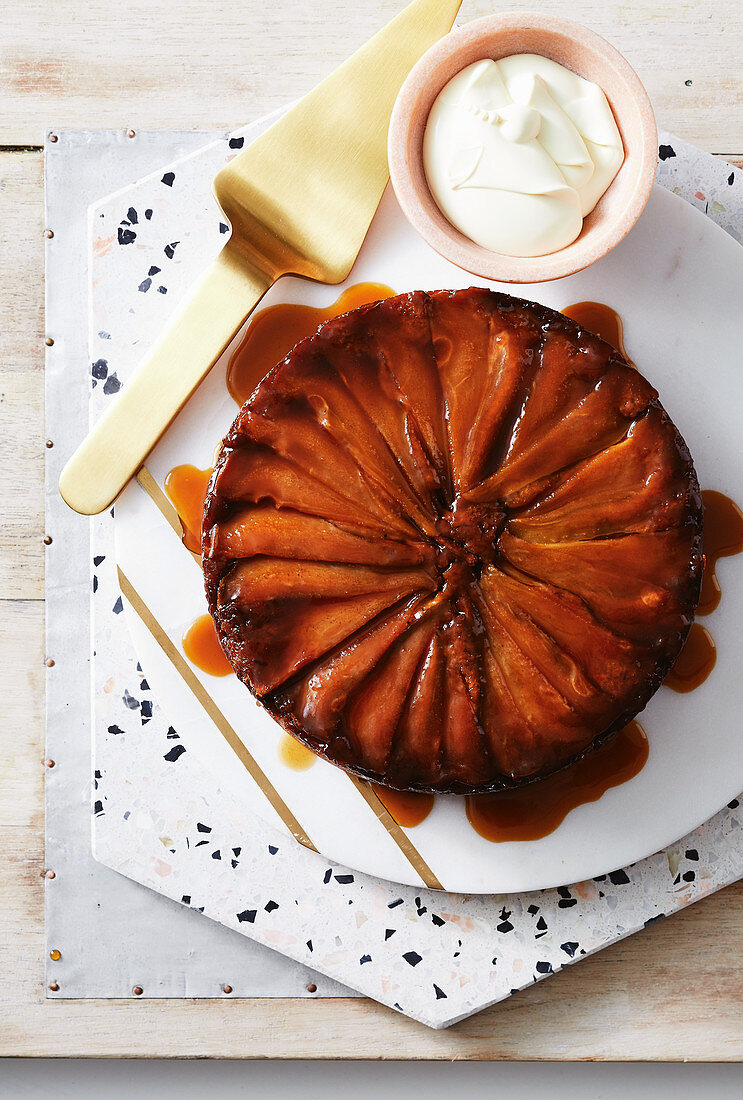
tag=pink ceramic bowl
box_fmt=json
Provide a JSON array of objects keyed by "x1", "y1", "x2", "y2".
[{"x1": 388, "y1": 12, "x2": 657, "y2": 283}]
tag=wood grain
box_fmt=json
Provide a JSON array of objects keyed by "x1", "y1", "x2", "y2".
[
  {"x1": 1, "y1": 0, "x2": 742, "y2": 1059},
  {"x1": 0, "y1": 152, "x2": 45, "y2": 601}
]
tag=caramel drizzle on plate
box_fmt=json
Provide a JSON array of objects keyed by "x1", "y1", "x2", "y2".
[
  {"x1": 227, "y1": 282, "x2": 395, "y2": 406},
  {"x1": 561, "y1": 300, "x2": 635, "y2": 368},
  {"x1": 697, "y1": 489, "x2": 743, "y2": 615},
  {"x1": 466, "y1": 720, "x2": 649, "y2": 843},
  {"x1": 370, "y1": 785, "x2": 435, "y2": 828},
  {"x1": 182, "y1": 613, "x2": 233, "y2": 677},
  {"x1": 164, "y1": 464, "x2": 213, "y2": 555}
]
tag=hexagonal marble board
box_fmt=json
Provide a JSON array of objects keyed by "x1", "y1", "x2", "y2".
[{"x1": 86, "y1": 116, "x2": 743, "y2": 1027}]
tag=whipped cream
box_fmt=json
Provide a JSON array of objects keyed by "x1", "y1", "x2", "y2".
[{"x1": 423, "y1": 55, "x2": 624, "y2": 257}]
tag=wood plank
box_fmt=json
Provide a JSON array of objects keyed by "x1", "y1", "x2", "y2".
[
  {"x1": 0, "y1": 601, "x2": 44, "y2": 829},
  {"x1": 1, "y1": 0, "x2": 742, "y2": 153},
  {"x1": 0, "y1": 151, "x2": 44, "y2": 601}
]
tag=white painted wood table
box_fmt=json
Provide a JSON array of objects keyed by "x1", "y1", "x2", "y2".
[{"x1": 1, "y1": 0, "x2": 742, "y2": 1059}]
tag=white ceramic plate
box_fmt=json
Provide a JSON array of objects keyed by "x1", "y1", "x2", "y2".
[{"x1": 116, "y1": 183, "x2": 743, "y2": 893}]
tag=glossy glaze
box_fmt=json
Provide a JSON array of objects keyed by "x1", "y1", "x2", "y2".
[
  {"x1": 697, "y1": 489, "x2": 743, "y2": 615},
  {"x1": 164, "y1": 464, "x2": 213, "y2": 554},
  {"x1": 204, "y1": 289, "x2": 702, "y2": 794},
  {"x1": 182, "y1": 612, "x2": 233, "y2": 676},
  {"x1": 465, "y1": 720, "x2": 648, "y2": 841},
  {"x1": 227, "y1": 282, "x2": 396, "y2": 406},
  {"x1": 663, "y1": 622, "x2": 716, "y2": 693}
]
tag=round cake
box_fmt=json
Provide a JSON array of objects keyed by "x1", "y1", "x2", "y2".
[{"x1": 203, "y1": 289, "x2": 703, "y2": 793}]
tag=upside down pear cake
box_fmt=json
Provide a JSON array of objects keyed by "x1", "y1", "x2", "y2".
[{"x1": 203, "y1": 289, "x2": 703, "y2": 794}]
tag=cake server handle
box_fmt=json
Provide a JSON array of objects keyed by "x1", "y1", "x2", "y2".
[{"x1": 59, "y1": 244, "x2": 275, "y2": 515}]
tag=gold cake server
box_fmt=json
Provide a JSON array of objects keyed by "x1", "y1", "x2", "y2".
[{"x1": 59, "y1": 0, "x2": 462, "y2": 515}]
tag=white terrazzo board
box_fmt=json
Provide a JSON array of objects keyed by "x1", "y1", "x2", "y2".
[
  {"x1": 113, "y1": 156, "x2": 743, "y2": 895},
  {"x1": 78, "y1": 118, "x2": 743, "y2": 1027}
]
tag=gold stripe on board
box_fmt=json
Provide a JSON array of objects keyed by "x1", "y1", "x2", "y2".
[
  {"x1": 136, "y1": 466, "x2": 182, "y2": 536},
  {"x1": 130, "y1": 467, "x2": 444, "y2": 888},
  {"x1": 136, "y1": 465, "x2": 201, "y2": 565},
  {"x1": 117, "y1": 566, "x2": 317, "y2": 852},
  {"x1": 349, "y1": 776, "x2": 444, "y2": 891}
]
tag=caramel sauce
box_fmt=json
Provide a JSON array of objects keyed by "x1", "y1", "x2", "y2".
[
  {"x1": 698, "y1": 489, "x2": 743, "y2": 615},
  {"x1": 182, "y1": 613, "x2": 233, "y2": 676},
  {"x1": 164, "y1": 464, "x2": 213, "y2": 554},
  {"x1": 227, "y1": 282, "x2": 396, "y2": 405},
  {"x1": 465, "y1": 721, "x2": 649, "y2": 843},
  {"x1": 561, "y1": 300, "x2": 635, "y2": 367},
  {"x1": 371, "y1": 785, "x2": 435, "y2": 828},
  {"x1": 664, "y1": 623, "x2": 716, "y2": 693},
  {"x1": 278, "y1": 732, "x2": 317, "y2": 771}
]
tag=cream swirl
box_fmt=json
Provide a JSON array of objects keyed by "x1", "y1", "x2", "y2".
[{"x1": 423, "y1": 55, "x2": 624, "y2": 257}]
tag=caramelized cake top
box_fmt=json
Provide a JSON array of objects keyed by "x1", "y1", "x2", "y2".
[{"x1": 203, "y1": 289, "x2": 703, "y2": 793}]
